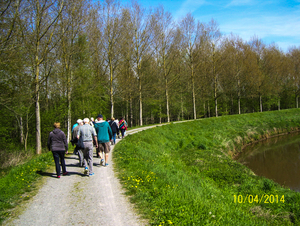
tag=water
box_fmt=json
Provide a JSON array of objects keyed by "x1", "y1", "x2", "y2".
[{"x1": 236, "y1": 132, "x2": 300, "y2": 192}]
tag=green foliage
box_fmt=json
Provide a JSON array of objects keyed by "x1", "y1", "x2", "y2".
[
  {"x1": 0, "y1": 152, "x2": 53, "y2": 224},
  {"x1": 114, "y1": 109, "x2": 300, "y2": 225}
]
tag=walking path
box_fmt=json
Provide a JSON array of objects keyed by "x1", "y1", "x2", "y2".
[
  {"x1": 5, "y1": 127, "x2": 157, "y2": 226},
  {"x1": 6, "y1": 122, "x2": 187, "y2": 226}
]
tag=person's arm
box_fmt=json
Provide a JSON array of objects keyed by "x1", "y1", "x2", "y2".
[
  {"x1": 108, "y1": 124, "x2": 113, "y2": 140},
  {"x1": 77, "y1": 127, "x2": 81, "y2": 139},
  {"x1": 47, "y1": 133, "x2": 52, "y2": 151},
  {"x1": 62, "y1": 132, "x2": 68, "y2": 154},
  {"x1": 94, "y1": 136, "x2": 98, "y2": 148}
]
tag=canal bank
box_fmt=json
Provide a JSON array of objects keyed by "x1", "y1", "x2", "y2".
[{"x1": 114, "y1": 109, "x2": 300, "y2": 225}]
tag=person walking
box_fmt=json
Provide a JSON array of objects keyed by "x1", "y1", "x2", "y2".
[
  {"x1": 78, "y1": 118, "x2": 98, "y2": 176},
  {"x1": 71, "y1": 119, "x2": 84, "y2": 166},
  {"x1": 109, "y1": 117, "x2": 119, "y2": 145},
  {"x1": 47, "y1": 122, "x2": 68, "y2": 178},
  {"x1": 94, "y1": 114, "x2": 113, "y2": 166},
  {"x1": 119, "y1": 117, "x2": 127, "y2": 139},
  {"x1": 115, "y1": 118, "x2": 120, "y2": 139}
]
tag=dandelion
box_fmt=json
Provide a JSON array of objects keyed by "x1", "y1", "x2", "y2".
[{"x1": 167, "y1": 220, "x2": 173, "y2": 224}]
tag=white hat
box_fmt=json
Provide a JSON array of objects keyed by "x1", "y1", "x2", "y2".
[{"x1": 77, "y1": 119, "x2": 82, "y2": 123}]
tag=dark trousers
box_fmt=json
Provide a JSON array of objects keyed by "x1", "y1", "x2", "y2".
[
  {"x1": 52, "y1": 151, "x2": 67, "y2": 176},
  {"x1": 120, "y1": 129, "x2": 126, "y2": 138}
]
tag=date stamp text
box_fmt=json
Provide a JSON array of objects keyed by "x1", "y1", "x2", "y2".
[{"x1": 233, "y1": 194, "x2": 284, "y2": 204}]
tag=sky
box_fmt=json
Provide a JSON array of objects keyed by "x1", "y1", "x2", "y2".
[{"x1": 120, "y1": 0, "x2": 300, "y2": 52}]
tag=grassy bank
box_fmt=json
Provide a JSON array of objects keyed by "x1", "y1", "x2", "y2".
[
  {"x1": 114, "y1": 109, "x2": 300, "y2": 225},
  {"x1": 0, "y1": 152, "x2": 54, "y2": 224}
]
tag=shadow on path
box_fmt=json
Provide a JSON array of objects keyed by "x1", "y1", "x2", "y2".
[{"x1": 36, "y1": 170, "x2": 87, "y2": 178}]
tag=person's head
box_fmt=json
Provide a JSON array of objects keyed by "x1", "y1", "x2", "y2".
[
  {"x1": 91, "y1": 117, "x2": 94, "y2": 122},
  {"x1": 83, "y1": 118, "x2": 90, "y2": 124},
  {"x1": 77, "y1": 119, "x2": 83, "y2": 125},
  {"x1": 54, "y1": 122, "x2": 61, "y2": 128},
  {"x1": 111, "y1": 117, "x2": 115, "y2": 121},
  {"x1": 97, "y1": 114, "x2": 103, "y2": 120}
]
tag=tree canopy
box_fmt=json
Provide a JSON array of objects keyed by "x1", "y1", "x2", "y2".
[{"x1": 1, "y1": 0, "x2": 299, "y2": 153}]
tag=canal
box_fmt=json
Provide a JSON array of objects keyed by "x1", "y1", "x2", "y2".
[{"x1": 236, "y1": 132, "x2": 300, "y2": 192}]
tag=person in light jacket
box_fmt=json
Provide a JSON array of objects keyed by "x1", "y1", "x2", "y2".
[
  {"x1": 78, "y1": 118, "x2": 98, "y2": 176},
  {"x1": 47, "y1": 122, "x2": 68, "y2": 178}
]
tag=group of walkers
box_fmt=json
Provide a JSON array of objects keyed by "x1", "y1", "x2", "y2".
[{"x1": 47, "y1": 115, "x2": 127, "y2": 178}]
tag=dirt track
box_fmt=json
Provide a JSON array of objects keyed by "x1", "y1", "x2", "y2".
[
  {"x1": 5, "y1": 127, "x2": 158, "y2": 226},
  {"x1": 5, "y1": 123, "x2": 185, "y2": 226}
]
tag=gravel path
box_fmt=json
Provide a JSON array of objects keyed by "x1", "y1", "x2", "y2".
[{"x1": 5, "y1": 127, "x2": 159, "y2": 226}]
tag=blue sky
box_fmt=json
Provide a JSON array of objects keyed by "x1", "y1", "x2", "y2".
[{"x1": 121, "y1": 0, "x2": 300, "y2": 52}]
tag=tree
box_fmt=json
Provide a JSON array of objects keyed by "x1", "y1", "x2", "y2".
[
  {"x1": 98, "y1": 0, "x2": 123, "y2": 118},
  {"x1": 58, "y1": 0, "x2": 89, "y2": 141},
  {"x1": 248, "y1": 36, "x2": 269, "y2": 112},
  {"x1": 20, "y1": 0, "x2": 64, "y2": 154},
  {"x1": 153, "y1": 6, "x2": 181, "y2": 122},
  {"x1": 287, "y1": 47, "x2": 300, "y2": 108},
  {"x1": 180, "y1": 13, "x2": 203, "y2": 119},
  {"x1": 130, "y1": 2, "x2": 154, "y2": 126},
  {"x1": 205, "y1": 19, "x2": 222, "y2": 117}
]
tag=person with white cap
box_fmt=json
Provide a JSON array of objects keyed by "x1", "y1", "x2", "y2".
[
  {"x1": 77, "y1": 118, "x2": 98, "y2": 176},
  {"x1": 71, "y1": 119, "x2": 84, "y2": 166}
]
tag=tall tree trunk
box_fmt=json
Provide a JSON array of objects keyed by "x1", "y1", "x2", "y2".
[
  {"x1": 278, "y1": 98, "x2": 280, "y2": 111},
  {"x1": 139, "y1": 78, "x2": 143, "y2": 126},
  {"x1": 165, "y1": 78, "x2": 170, "y2": 122},
  {"x1": 238, "y1": 94, "x2": 241, "y2": 115},
  {"x1": 67, "y1": 71, "x2": 72, "y2": 142},
  {"x1": 110, "y1": 62, "x2": 114, "y2": 118},
  {"x1": 20, "y1": 116, "x2": 24, "y2": 145},
  {"x1": 25, "y1": 113, "x2": 29, "y2": 152},
  {"x1": 35, "y1": 80, "x2": 42, "y2": 154},
  {"x1": 238, "y1": 78, "x2": 241, "y2": 114},
  {"x1": 208, "y1": 101, "x2": 211, "y2": 118},
  {"x1": 181, "y1": 93, "x2": 184, "y2": 120},
  {"x1": 35, "y1": 50, "x2": 42, "y2": 154},
  {"x1": 192, "y1": 66, "x2": 196, "y2": 119},
  {"x1": 126, "y1": 100, "x2": 129, "y2": 125},
  {"x1": 130, "y1": 94, "x2": 133, "y2": 128},
  {"x1": 159, "y1": 103, "x2": 162, "y2": 124},
  {"x1": 259, "y1": 94, "x2": 263, "y2": 112},
  {"x1": 214, "y1": 69, "x2": 218, "y2": 117},
  {"x1": 215, "y1": 97, "x2": 218, "y2": 117}
]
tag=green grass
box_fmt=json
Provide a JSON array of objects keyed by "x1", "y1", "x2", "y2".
[
  {"x1": 0, "y1": 152, "x2": 54, "y2": 223},
  {"x1": 113, "y1": 109, "x2": 300, "y2": 225}
]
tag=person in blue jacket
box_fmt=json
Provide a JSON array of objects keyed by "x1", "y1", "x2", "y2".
[{"x1": 94, "y1": 114, "x2": 113, "y2": 166}]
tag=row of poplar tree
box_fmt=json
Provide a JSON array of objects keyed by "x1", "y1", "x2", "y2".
[{"x1": 1, "y1": 0, "x2": 300, "y2": 153}]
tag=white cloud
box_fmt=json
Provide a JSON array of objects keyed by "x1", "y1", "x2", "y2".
[
  {"x1": 221, "y1": 12, "x2": 300, "y2": 51},
  {"x1": 222, "y1": 13, "x2": 300, "y2": 39}
]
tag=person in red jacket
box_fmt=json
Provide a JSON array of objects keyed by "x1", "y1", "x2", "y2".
[
  {"x1": 47, "y1": 122, "x2": 68, "y2": 178},
  {"x1": 118, "y1": 117, "x2": 127, "y2": 139}
]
